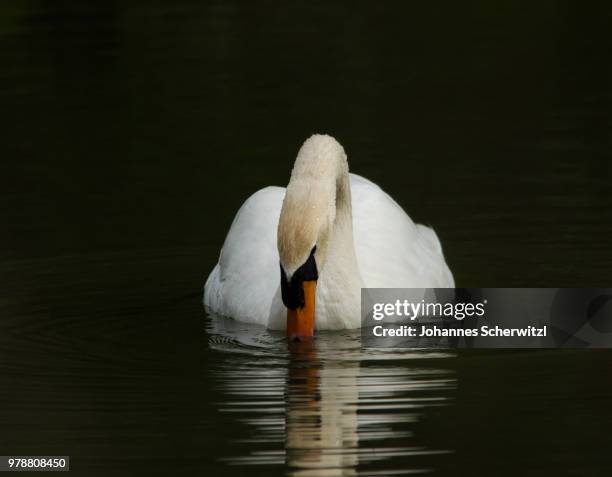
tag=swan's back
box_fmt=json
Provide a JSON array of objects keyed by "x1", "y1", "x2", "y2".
[{"x1": 350, "y1": 173, "x2": 454, "y2": 288}]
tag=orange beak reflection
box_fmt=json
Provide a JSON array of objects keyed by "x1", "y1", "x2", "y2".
[{"x1": 287, "y1": 280, "x2": 316, "y2": 341}]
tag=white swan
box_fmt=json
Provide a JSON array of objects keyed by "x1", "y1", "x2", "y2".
[{"x1": 204, "y1": 134, "x2": 454, "y2": 339}]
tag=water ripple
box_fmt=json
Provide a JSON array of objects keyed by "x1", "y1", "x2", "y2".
[{"x1": 208, "y1": 315, "x2": 456, "y2": 476}]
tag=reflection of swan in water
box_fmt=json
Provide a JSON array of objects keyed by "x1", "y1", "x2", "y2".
[
  {"x1": 285, "y1": 340, "x2": 359, "y2": 476},
  {"x1": 209, "y1": 316, "x2": 360, "y2": 475},
  {"x1": 209, "y1": 315, "x2": 456, "y2": 475}
]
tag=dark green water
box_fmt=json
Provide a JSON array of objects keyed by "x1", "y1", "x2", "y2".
[{"x1": 1, "y1": 1, "x2": 611, "y2": 475}]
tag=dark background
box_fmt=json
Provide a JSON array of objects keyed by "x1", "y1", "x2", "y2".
[{"x1": 1, "y1": 1, "x2": 611, "y2": 476}]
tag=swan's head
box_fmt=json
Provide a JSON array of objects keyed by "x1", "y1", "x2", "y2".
[{"x1": 277, "y1": 135, "x2": 348, "y2": 341}]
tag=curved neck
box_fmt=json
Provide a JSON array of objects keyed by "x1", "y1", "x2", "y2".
[
  {"x1": 279, "y1": 134, "x2": 363, "y2": 285},
  {"x1": 325, "y1": 168, "x2": 364, "y2": 288},
  {"x1": 278, "y1": 135, "x2": 364, "y2": 326}
]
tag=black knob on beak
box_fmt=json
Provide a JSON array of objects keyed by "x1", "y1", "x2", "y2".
[{"x1": 280, "y1": 246, "x2": 318, "y2": 310}]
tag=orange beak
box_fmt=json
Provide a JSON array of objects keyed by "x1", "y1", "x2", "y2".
[{"x1": 287, "y1": 280, "x2": 316, "y2": 341}]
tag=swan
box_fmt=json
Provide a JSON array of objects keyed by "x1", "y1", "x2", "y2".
[{"x1": 204, "y1": 134, "x2": 454, "y2": 339}]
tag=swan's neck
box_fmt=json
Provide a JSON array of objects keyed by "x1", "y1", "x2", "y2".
[
  {"x1": 321, "y1": 168, "x2": 365, "y2": 316},
  {"x1": 278, "y1": 135, "x2": 364, "y2": 320},
  {"x1": 329, "y1": 170, "x2": 362, "y2": 281}
]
